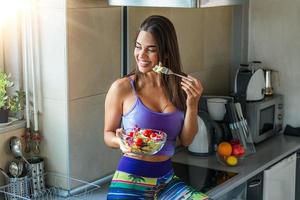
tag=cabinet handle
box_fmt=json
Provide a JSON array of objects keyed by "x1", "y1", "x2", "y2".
[{"x1": 248, "y1": 179, "x2": 261, "y2": 188}]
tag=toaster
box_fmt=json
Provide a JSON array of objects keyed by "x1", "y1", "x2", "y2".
[{"x1": 234, "y1": 67, "x2": 265, "y2": 101}]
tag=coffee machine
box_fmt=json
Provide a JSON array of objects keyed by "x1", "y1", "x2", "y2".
[
  {"x1": 188, "y1": 96, "x2": 233, "y2": 156},
  {"x1": 188, "y1": 112, "x2": 222, "y2": 156}
]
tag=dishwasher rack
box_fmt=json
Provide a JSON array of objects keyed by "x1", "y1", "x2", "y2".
[{"x1": 0, "y1": 172, "x2": 101, "y2": 200}]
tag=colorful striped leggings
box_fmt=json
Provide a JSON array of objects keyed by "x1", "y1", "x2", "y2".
[{"x1": 107, "y1": 156, "x2": 208, "y2": 200}]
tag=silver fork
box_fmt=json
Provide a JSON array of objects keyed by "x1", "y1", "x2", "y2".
[{"x1": 153, "y1": 62, "x2": 194, "y2": 82}]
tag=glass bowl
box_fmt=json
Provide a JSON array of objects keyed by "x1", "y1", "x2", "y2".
[
  {"x1": 216, "y1": 153, "x2": 244, "y2": 167},
  {"x1": 119, "y1": 128, "x2": 167, "y2": 155}
]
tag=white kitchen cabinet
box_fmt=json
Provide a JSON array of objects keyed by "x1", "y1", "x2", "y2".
[{"x1": 263, "y1": 153, "x2": 297, "y2": 200}]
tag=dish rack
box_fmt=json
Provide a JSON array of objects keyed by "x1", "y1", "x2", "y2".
[{"x1": 0, "y1": 172, "x2": 101, "y2": 200}]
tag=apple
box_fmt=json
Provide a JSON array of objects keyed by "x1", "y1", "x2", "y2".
[
  {"x1": 230, "y1": 139, "x2": 240, "y2": 146},
  {"x1": 232, "y1": 144, "x2": 245, "y2": 157}
]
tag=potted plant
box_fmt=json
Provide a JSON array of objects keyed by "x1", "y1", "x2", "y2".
[
  {"x1": 0, "y1": 71, "x2": 14, "y2": 123},
  {"x1": 9, "y1": 90, "x2": 26, "y2": 120}
]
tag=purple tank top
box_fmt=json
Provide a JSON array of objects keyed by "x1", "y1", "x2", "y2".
[{"x1": 122, "y1": 78, "x2": 184, "y2": 156}]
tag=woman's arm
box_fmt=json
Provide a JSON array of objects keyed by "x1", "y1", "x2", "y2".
[
  {"x1": 104, "y1": 79, "x2": 126, "y2": 149},
  {"x1": 179, "y1": 75, "x2": 203, "y2": 146}
]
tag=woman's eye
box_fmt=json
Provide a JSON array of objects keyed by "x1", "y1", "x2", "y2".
[
  {"x1": 135, "y1": 45, "x2": 142, "y2": 49},
  {"x1": 134, "y1": 45, "x2": 157, "y2": 53},
  {"x1": 147, "y1": 48, "x2": 157, "y2": 52}
]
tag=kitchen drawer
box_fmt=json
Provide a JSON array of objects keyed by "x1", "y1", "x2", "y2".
[{"x1": 247, "y1": 172, "x2": 263, "y2": 200}]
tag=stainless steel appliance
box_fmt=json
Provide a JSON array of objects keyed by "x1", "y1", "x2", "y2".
[
  {"x1": 246, "y1": 94, "x2": 284, "y2": 143},
  {"x1": 264, "y1": 69, "x2": 274, "y2": 96},
  {"x1": 26, "y1": 156, "x2": 45, "y2": 197},
  {"x1": 264, "y1": 68, "x2": 279, "y2": 96}
]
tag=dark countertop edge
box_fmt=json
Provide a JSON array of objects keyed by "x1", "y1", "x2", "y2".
[
  {"x1": 173, "y1": 134, "x2": 300, "y2": 199},
  {"x1": 209, "y1": 140, "x2": 300, "y2": 199}
]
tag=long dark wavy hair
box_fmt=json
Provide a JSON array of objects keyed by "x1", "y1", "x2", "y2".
[{"x1": 128, "y1": 15, "x2": 186, "y2": 111}]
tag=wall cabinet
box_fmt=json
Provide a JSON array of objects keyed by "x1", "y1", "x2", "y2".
[{"x1": 200, "y1": 0, "x2": 244, "y2": 8}]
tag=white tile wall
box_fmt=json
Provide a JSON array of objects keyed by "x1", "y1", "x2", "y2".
[
  {"x1": 248, "y1": 0, "x2": 300, "y2": 126},
  {"x1": 38, "y1": 5, "x2": 69, "y2": 175},
  {"x1": 38, "y1": 8, "x2": 68, "y2": 101},
  {"x1": 69, "y1": 94, "x2": 121, "y2": 181},
  {"x1": 40, "y1": 98, "x2": 69, "y2": 174}
]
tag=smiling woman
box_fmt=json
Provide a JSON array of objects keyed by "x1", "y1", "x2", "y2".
[{"x1": 105, "y1": 15, "x2": 207, "y2": 200}]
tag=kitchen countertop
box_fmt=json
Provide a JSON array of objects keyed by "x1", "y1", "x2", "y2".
[{"x1": 172, "y1": 133, "x2": 300, "y2": 199}]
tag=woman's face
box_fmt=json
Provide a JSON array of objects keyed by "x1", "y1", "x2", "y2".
[{"x1": 134, "y1": 31, "x2": 159, "y2": 73}]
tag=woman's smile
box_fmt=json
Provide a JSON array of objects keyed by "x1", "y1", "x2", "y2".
[
  {"x1": 137, "y1": 59, "x2": 151, "y2": 68},
  {"x1": 134, "y1": 31, "x2": 158, "y2": 73}
]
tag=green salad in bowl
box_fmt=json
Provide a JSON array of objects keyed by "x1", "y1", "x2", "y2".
[{"x1": 120, "y1": 128, "x2": 167, "y2": 155}]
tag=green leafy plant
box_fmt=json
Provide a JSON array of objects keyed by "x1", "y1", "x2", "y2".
[
  {"x1": 9, "y1": 90, "x2": 26, "y2": 113},
  {"x1": 0, "y1": 72, "x2": 14, "y2": 110}
]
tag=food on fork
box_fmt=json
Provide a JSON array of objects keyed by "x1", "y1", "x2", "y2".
[
  {"x1": 153, "y1": 64, "x2": 165, "y2": 74},
  {"x1": 152, "y1": 62, "x2": 194, "y2": 82}
]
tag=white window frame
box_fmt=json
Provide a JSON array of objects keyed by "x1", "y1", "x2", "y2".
[{"x1": 0, "y1": 28, "x2": 4, "y2": 71}]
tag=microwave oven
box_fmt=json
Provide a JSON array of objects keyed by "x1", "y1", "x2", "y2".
[{"x1": 246, "y1": 94, "x2": 283, "y2": 143}]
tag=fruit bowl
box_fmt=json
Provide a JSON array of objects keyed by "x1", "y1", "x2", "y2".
[
  {"x1": 216, "y1": 140, "x2": 245, "y2": 167},
  {"x1": 119, "y1": 128, "x2": 167, "y2": 155},
  {"x1": 216, "y1": 153, "x2": 244, "y2": 167}
]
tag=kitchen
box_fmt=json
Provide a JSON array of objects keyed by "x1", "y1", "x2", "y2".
[{"x1": 0, "y1": 0, "x2": 300, "y2": 199}]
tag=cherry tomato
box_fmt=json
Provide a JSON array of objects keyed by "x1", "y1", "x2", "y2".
[
  {"x1": 150, "y1": 133, "x2": 157, "y2": 138},
  {"x1": 128, "y1": 132, "x2": 134, "y2": 137},
  {"x1": 135, "y1": 138, "x2": 143, "y2": 146},
  {"x1": 143, "y1": 130, "x2": 152, "y2": 137}
]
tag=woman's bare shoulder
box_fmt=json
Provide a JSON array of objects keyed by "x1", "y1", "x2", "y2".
[{"x1": 108, "y1": 76, "x2": 133, "y2": 96}]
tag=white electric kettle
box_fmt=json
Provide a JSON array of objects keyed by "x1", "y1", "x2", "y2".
[{"x1": 188, "y1": 112, "x2": 223, "y2": 156}]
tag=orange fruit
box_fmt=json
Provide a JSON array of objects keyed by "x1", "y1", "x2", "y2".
[{"x1": 217, "y1": 142, "x2": 232, "y2": 157}]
